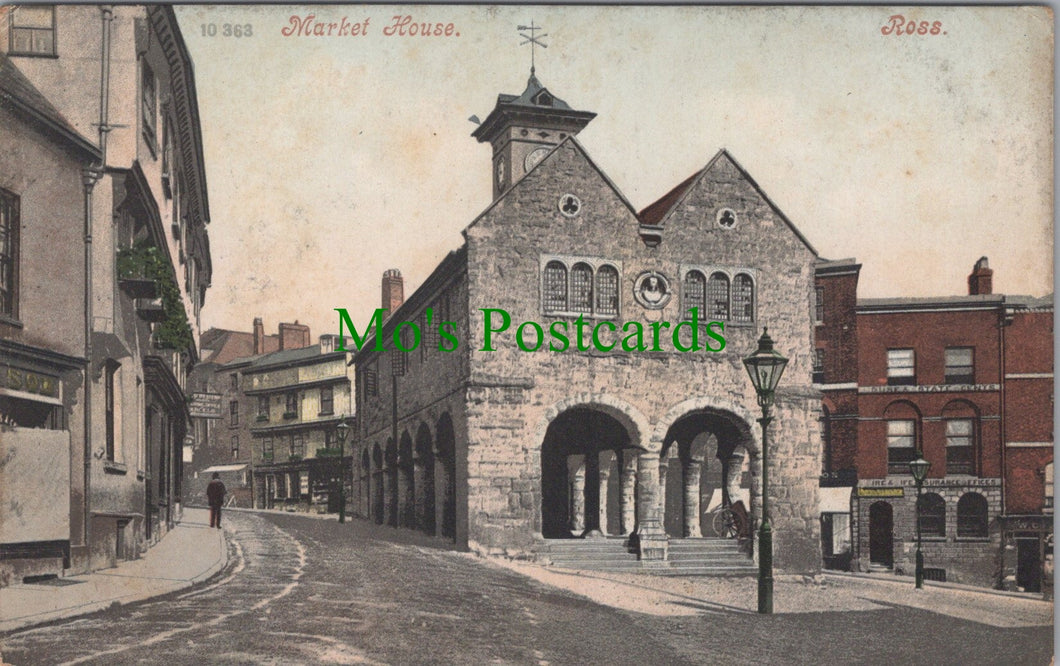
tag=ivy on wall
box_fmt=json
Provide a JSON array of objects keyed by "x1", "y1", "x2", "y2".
[{"x1": 116, "y1": 242, "x2": 193, "y2": 351}]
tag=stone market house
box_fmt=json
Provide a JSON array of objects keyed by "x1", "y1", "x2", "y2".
[
  {"x1": 350, "y1": 72, "x2": 823, "y2": 574},
  {"x1": 1, "y1": 6, "x2": 211, "y2": 577}
]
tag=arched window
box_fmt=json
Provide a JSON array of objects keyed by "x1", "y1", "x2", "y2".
[
  {"x1": 732, "y1": 273, "x2": 754, "y2": 323},
  {"x1": 595, "y1": 265, "x2": 619, "y2": 317},
  {"x1": 957, "y1": 492, "x2": 989, "y2": 537},
  {"x1": 917, "y1": 493, "x2": 946, "y2": 537},
  {"x1": 543, "y1": 261, "x2": 567, "y2": 313},
  {"x1": 683, "y1": 270, "x2": 706, "y2": 317},
  {"x1": 707, "y1": 272, "x2": 730, "y2": 319},
  {"x1": 570, "y1": 263, "x2": 593, "y2": 313}
]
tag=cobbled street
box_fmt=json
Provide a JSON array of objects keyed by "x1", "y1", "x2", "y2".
[{"x1": 1, "y1": 511, "x2": 1051, "y2": 666}]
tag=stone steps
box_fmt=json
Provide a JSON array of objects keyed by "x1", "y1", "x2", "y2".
[{"x1": 537, "y1": 537, "x2": 754, "y2": 576}]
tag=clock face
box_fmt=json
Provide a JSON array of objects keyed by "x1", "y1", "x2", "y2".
[
  {"x1": 524, "y1": 147, "x2": 551, "y2": 173},
  {"x1": 495, "y1": 158, "x2": 506, "y2": 187}
]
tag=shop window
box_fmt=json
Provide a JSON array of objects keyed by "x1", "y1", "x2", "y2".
[
  {"x1": 0, "y1": 189, "x2": 19, "y2": 318},
  {"x1": 320, "y1": 385, "x2": 334, "y2": 415},
  {"x1": 9, "y1": 5, "x2": 55, "y2": 56},
  {"x1": 956, "y1": 492, "x2": 988, "y2": 537},
  {"x1": 945, "y1": 419, "x2": 975, "y2": 475},
  {"x1": 887, "y1": 349, "x2": 916, "y2": 386},
  {"x1": 917, "y1": 492, "x2": 946, "y2": 537},
  {"x1": 944, "y1": 347, "x2": 975, "y2": 384},
  {"x1": 886, "y1": 419, "x2": 916, "y2": 474}
]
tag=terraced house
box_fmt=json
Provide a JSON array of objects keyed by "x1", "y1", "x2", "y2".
[{"x1": 0, "y1": 5, "x2": 211, "y2": 581}]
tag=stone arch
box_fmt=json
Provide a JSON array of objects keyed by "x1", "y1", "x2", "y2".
[
  {"x1": 540, "y1": 405, "x2": 640, "y2": 538},
  {"x1": 659, "y1": 406, "x2": 756, "y2": 537},
  {"x1": 435, "y1": 413, "x2": 457, "y2": 540},
  {"x1": 535, "y1": 393, "x2": 651, "y2": 453},
  {"x1": 415, "y1": 421, "x2": 436, "y2": 535},
  {"x1": 652, "y1": 396, "x2": 758, "y2": 452}
]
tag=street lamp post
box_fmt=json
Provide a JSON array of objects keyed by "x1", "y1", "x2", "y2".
[
  {"x1": 742, "y1": 327, "x2": 789, "y2": 615},
  {"x1": 908, "y1": 455, "x2": 930, "y2": 589},
  {"x1": 336, "y1": 417, "x2": 350, "y2": 524}
]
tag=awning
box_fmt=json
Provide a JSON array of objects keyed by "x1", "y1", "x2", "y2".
[
  {"x1": 819, "y1": 487, "x2": 852, "y2": 514},
  {"x1": 201, "y1": 464, "x2": 248, "y2": 474}
]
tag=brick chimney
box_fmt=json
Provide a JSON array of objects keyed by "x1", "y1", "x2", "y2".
[
  {"x1": 253, "y1": 317, "x2": 265, "y2": 354},
  {"x1": 278, "y1": 321, "x2": 311, "y2": 350},
  {"x1": 968, "y1": 256, "x2": 993, "y2": 295},
  {"x1": 382, "y1": 269, "x2": 404, "y2": 312}
]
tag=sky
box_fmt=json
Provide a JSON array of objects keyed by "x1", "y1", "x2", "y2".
[{"x1": 173, "y1": 5, "x2": 1054, "y2": 341}]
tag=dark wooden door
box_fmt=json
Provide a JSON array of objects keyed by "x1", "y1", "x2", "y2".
[{"x1": 869, "y1": 501, "x2": 894, "y2": 567}]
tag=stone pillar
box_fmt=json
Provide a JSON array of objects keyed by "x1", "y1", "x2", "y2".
[
  {"x1": 397, "y1": 469, "x2": 409, "y2": 528},
  {"x1": 620, "y1": 451, "x2": 637, "y2": 535},
  {"x1": 683, "y1": 458, "x2": 702, "y2": 537},
  {"x1": 635, "y1": 451, "x2": 667, "y2": 561},
  {"x1": 381, "y1": 471, "x2": 392, "y2": 526},
  {"x1": 569, "y1": 458, "x2": 586, "y2": 535},
  {"x1": 413, "y1": 461, "x2": 425, "y2": 530},
  {"x1": 597, "y1": 451, "x2": 612, "y2": 536}
]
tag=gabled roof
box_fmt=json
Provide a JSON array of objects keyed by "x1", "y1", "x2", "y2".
[
  {"x1": 637, "y1": 149, "x2": 818, "y2": 255},
  {"x1": 0, "y1": 53, "x2": 100, "y2": 161},
  {"x1": 463, "y1": 135, "x2": 642, "y2": 235}
]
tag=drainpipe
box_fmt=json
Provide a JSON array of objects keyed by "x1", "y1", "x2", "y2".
[{"x1": 82, "y1": 4, "x2": 114, "y2": 559}]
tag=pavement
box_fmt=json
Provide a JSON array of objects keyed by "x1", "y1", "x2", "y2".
[
  {"x1": 0, "y1": 510, "x2": 1051, "y2": 665},
  {"x1": 491, "y1": 558, "x2": 1054, "y2": 628},
  {"x1": 0, "y1": 507, "x2": 227, "y2": 634}
]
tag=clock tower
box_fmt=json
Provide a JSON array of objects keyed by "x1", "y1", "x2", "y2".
[{"x1": 472, "y1": 72, "x2": 596, "y2": 199}]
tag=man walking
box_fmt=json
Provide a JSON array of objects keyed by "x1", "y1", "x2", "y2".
[{"x1": 207, "y1": 472, "x2": 226, "y2": 529}]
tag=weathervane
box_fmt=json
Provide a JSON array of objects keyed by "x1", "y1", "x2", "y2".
[{"x1": 518, "y1": 21, "x2": 548, "y2": 75}]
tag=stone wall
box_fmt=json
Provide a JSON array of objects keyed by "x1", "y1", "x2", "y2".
[{"x1": 462, "y1": 141, "x2": 823, "y2": 572}]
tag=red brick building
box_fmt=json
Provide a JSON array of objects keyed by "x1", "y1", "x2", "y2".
[{"x1": 816, "y1": 257, "x2": 1053, "y2": 590}]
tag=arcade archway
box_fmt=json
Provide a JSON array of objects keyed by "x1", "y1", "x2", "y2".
[
  {"x1": 541, "y1": 407, "x2": 641, "y2": 539},
  {"x1": 660, "y1": 409, "x2": 754, "y2": 538}
]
